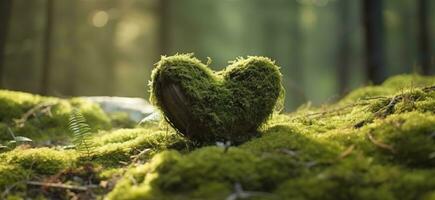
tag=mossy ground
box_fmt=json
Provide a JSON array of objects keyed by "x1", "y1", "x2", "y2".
[{"x1": 1, "y1": 74, "x2": 434, "y2": 200}]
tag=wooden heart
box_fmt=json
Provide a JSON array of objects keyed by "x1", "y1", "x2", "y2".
[{"x1": 150, "y1": 54, "x2": 283, "y2": 144}]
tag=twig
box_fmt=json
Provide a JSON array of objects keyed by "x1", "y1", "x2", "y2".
[
  {"x1": 7, "y1": 127, "x2": 15, "y2": 139},
  {"x1": 279, "y1": 148, "x2": 298, "y2": 157},
  {"x1": 14, "y1": 103, "x2": 55, "y2": 127},
  {"x1": 129, "y1": 176, "x2": 138, "y2": 186},
  {"x1": 367, "y1": 132, "x2": 395, "y2": 153},
  {"x1": 130, "y1": 148, "x2": 151, "y2": 163},
  {"x1": 26, "y1": 181, "x2": 98, "y2": 191},
  {"x1": 337, "y1": 145, "x2": 355, "y2": 160},
  {"x1": 374, "y1": 96, "x2": 398, "y2": 118},
  {"x1": 225, "y1": 183, "x2": 270, "y2": 200},
  {"x1": 1, "y1": 181, "x2": 24, "y2": 199}
]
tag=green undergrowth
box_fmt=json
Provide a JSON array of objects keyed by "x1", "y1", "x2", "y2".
[
  {"x1": 108, "y1": 74, "x2": 435, "y2": 200},
  {"x1": 0, "y1": 74, "x2": 435, "y2": 200},
  {"x1": 0, "y1": 127, "x2": 189, "y2": 198},
  {"x1": 0, "y1": 90, "x2": 112, "y2": 144}
]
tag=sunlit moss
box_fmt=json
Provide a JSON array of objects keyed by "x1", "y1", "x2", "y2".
[
  {"x1": 358, "y1": 112, "x2": 435, "y2": 167},
  {"x1": 108, "y1": 74, "x2": 435, "y2": 200},
  {"x1": 108, "y1": 112, "x2": 137, "y2": 128},
  {"x1": 0, "y1": 90, "x2": 111, "y2": 144},
  {"x1": 1, "y1": 74, "x2": 434, "y2": 199},
  {"x1": 88, "y1": 128, "x2": 189, "y2": 166},
  {"x1": 106, "y1": 125, "x2": 342, "y2": 200},
  {"x1": 1, "y1": 147, "x2": 77, "y2": 175},
  {"x1": 276, "y1": 159, "x2": 435, "y2": 200},
  {"x1": 0, "y1": 164, "x2": 29, "y2": 191}
]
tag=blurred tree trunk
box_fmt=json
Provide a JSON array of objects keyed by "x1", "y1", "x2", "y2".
[
  {"x1": 337, "y1": 0, "x2": 351, "y2": 94},
  {"x1": 0, "y1": 0, "x2": 13, "y2": 88},
  {"x1": 362, "y1": 0, "x2": 386, "y2": 84},
  {"x1": 399, "y1": 1, "x2": 413, "y2": 73},
  {"x1": 158, "y1": 0, "x2": 170, "y2": 56},
  {"x1": 288, "y1": 2, "x2": 305, "y2": 106},
  {"x1": 417, "y1": 0, "x2": 432, "y2": 75},
  {"x1": 262, "y1": 1, "x2": 305, "y2": 111},
  {"x1": 41, "y1": 0, "x2": 54, "y2": 95},
  {"x1": 103, "y1": 25, "x2": 117, "y2": 96},
  {"x1": 101, "y1": 1, "x2": 118, "y2": 96},
  {"x1": 65, "y1": 1, "x2": 79, "y2": 96}
]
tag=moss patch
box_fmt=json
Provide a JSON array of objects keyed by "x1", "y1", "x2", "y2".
[
  {"x1": 0, "y1": 90, "x2": 111, "y2": 145},
  {"x1": 150, "y1": 54, "x2": 284, "y2": 144},
  {"x1": 1, "y1": 74, "x2": 435, "y2": 200},
  {"x1": 2, "y1": 147, "x2": 76, "y2": 175},
  {"x1": 108, "y1": 74, "x2": 435, "y2": 200}
]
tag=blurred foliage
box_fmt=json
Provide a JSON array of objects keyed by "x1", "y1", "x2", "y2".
[{"x1": 1, "y1": 0, "x2": 434, "y2": 110}]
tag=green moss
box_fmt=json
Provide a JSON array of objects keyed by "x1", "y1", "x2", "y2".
[
  {"x1": 107, "y1": 125, "x2": 342, "y2": 200},
  {"x1": 341, "y1": 74, "x2": 435, "y2": 104},
  {"x1": 0, "y1": 90, "x2": 42, "y2": 122},
  {"x1": 276, "y1": 159, "x2": 435, "y2": 200},
  {"x1": 381, "y1": 74, "x2": 435, "y2": 90},
  {"x1": 2, "y1": 147, "x2": 76, "y2": 174},
  {"x1": 1, "y1": 74, "x2": 435, "y2": 199},
  {"x1": 240, "y1": 125, "x2": 341, "y2": 163},
  {"x1": 150, "y1": 54, "x2": 284, "y2": 144},
  {"x1": 358, "y1": 112, "x2": 435, "y2": 167},
  {"x1": 0, "y1": 90, "x2": 111, "y2": 144},
  {"x1": 341, "y1": 86, "x2": 394, "y2": 103},
  {"x1": 0, "y1": 164, "x2": 29, "y2": 190},
  {"x1": 85, "y1": 127, "x2": 189, "y2": 166},
  {"x1": 107, "y1": 74, "x2": 435, "y2": 200},
  {"x1": 108, "y1": 112, "x2": 137, "y2": 128}
]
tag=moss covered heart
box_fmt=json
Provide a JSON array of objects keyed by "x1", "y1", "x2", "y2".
[{"x1": 150, "y1": 54, "x2": 284, "y2": 144}]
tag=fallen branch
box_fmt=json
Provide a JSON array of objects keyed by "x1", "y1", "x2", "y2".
[{"x1": 27, "y1": 181, "x2": 98, "y2": 191}]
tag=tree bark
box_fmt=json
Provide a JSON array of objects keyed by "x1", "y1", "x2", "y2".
[
  {"x1": 40, "y1": 0, "x2": 54, "y2": 95},
  {"x1": 0, "y1": 0, "x2": 13, "y2": 88},
  {"x1": 362, "y1": 0, "x2": 386, "y2": 84},
  {"x1": 417, "y1": 0, "x2": 432, "y2": 75}
]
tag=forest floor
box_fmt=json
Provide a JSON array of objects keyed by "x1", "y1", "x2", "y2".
[{"x1": 0, "y1": 74, "x2": 434, "y2": 200}]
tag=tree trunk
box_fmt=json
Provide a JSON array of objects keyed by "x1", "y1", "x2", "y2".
[
  {"x1": 417, "y1": 0, "x2": 432, "y2": 75},
  {"x1": 288, "y1": 2, "x2": 306, "y2": 106},
  {"x1": 337, "y1": 0, "x2": 351, "y2": 94},
  {"x1": 158, "y1": 0, "x2": 170, "y2": 57},
  {"x1": 0, "y1": 0, "x2": 13, "y2": 88},
  {"x1": 40, "y1": 0, "x2": 54, "y2": 95},
  {"x1": 65, "y1": 1, "x2": 78, "y2": 96},
  {"x1": 100, "y1": 1, "x2": 118, "y2": 96},
  {"x1": 362, "y1": 0, "x2": 386, "y2": 84}
]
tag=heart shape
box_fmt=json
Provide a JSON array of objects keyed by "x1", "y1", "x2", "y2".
[{"x1": 150, "y1": 54, "x2": 284, "y2": 144}]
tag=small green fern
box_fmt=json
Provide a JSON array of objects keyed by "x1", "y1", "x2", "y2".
[{"x1": 68, "y1": 109, "x2": 94, "y2": 158}]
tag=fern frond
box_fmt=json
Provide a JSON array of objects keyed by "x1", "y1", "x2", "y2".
[{"x1": 68, "y1": 109, "x2": 94, "y2": 158}]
